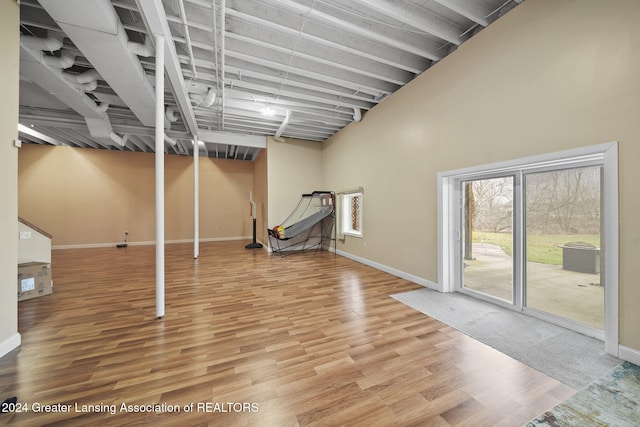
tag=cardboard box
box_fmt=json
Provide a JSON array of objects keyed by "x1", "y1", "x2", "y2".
[{"x1": 18, "y1": 262, "x2": 52, "y2": 301}]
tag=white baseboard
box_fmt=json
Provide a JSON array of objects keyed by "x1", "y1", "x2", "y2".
[
  {"x1": 619, "y1": 345, "x2": 640, "y2": 366},
  {"x1": 53, "y1": 236, "x2": 252, "y2": 250},
  {"x1": 0, "y1": 333, "x2": 21, "y2": 359},
  {"x1": 331, "y1": 248, "x2": 439, "y2": 290}
]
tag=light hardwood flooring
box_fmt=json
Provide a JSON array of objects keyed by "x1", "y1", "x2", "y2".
[{"x1": 0, "y1": 241, "x2": 575, "y2": 426}]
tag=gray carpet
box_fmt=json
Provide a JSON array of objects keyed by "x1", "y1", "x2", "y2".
[{"x1": 391, "y1": 288, "x2": 621, "y2": 389}]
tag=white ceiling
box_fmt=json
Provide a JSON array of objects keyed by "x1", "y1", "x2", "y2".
[{"x1": 18, "y1": 0, "x2": 524, "y2": 160}]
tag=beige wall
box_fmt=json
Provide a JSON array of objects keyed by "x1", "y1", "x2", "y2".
[
  {"x1": 18, "y1": 145, "x2": 255, "y2": 246},
  {"x1": 323, "y1": 0, "x2": 640, "y2": 350},
  {"x1": 10, "y1": 0, "x2": 640, "y2": 356},
  {"x1": 0, "y1": 0, "x2": 20, "y2": 358},
  {"x1": 266, "y1": 136, "x2": 324, "y2": 233}
]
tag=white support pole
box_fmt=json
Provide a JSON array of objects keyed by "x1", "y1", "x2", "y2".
[
  {"x1": 193, "y1": 138, "x2": 199, "y2": 259},
  {"x1": 155, "y1": 34, "x2": 165, "y2": 319}
]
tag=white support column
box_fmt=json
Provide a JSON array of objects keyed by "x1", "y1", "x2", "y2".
[
  {"x1": 155, "y1": 34, "x2": 165, "y2": 319},
  {"x1": 193, "y1": 138, "x2": 199, "y2": 259}
]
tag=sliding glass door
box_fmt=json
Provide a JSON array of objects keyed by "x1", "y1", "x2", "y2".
[
  {"x1": 525, "y1": 167, "x2": 603, "y2": 330},
  {"x1": 461, "y1": 176, "x2": 515, "y2": 303},
  {"x1": 457, "y1": 166, "x2": 604, "y2": 336}
]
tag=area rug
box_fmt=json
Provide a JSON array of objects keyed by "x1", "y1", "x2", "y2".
[
  {"x1": 524, "y1": 361, "x2": 640, "y2": 426},
  {"x1": 391, "y1": 288, "x2": 621, "y2": 389}
]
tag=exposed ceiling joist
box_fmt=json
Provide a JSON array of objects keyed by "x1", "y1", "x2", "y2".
[
  {"x1": 18, "y1": 0, "x2": 525, "y2": 159},
  {"x1": 137, "y1": 0, "x2": 199, "y2": 136},
  {"x1": 351, "y1": 0, "x2": 464, "y2": 45},
  {"x1": 433, "y1": 0, "x2": 491, "y2": 27}
]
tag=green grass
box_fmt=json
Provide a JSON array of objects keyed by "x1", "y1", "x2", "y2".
[{"x1": 472, "y1": 231, "x2": 600, "y2": 265}]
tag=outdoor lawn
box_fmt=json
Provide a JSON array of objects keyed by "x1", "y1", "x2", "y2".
[{"x1": 473, "y1": 231, "x2": 600, "y2": 265}]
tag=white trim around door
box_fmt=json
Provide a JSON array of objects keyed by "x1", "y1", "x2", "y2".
[{"x1": 437, "y1": 142, "x2": 619, "y2": 357}]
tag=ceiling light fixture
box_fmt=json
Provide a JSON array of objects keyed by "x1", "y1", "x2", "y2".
[{"x1": 261, "y1": 106, "x2": 275, "y2": 117}]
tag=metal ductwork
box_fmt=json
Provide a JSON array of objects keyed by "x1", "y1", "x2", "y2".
[
  {"x1": 85, "y1": 117, "x2": 124, "y2": 146},
  {"x1": 41, "y1": 50, "x2": 75, "y2": 69},
  {"x1": 204, "y1": 88, "x2": 216, "y2": 107},
  {"x1": 165, "y1": 106, "x2": 179, "y2": 122},
  {"x1": 20, "y1": 35, "x2": 123, "y2": 147},
  {"x1": 63, "y1": 69, "x2": 100, "y2": 84},
  {"x1": 353, "y1": 108, "x2": 362, "y2": 122},
  {"x1": 20, "y1": 43, "x2": 102, "y2": 119},
  {"x1": 39, "y1": 0, "x2": 157, "y2": 127},
  {"x1": 275, "y1": 110, "x2": 291, "y2": 139},
  {"x1": 187, "y1": 82, "x2": 216, "y2": 108},
  {"x1": 63, "y1": 69, "x2": 100, "y2": 93},
  {"x1": 128, "y1": 38, "x2": 154, "y2": 58},
  {"x1": 20, "y1": 35, "x2": 63, "y2": 52}
]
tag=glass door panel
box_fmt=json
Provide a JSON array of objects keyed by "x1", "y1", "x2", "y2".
[
  {"x1": 524, "y1": 167, "x2": 604, "y2": 329},
  {"x1": 461, "y1": 177, "x2": 514, "y2": 303}
]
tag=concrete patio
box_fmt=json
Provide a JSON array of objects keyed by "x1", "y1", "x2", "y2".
[{"x1": 463, "y1": 243, "x2": 604, "y2": 329}]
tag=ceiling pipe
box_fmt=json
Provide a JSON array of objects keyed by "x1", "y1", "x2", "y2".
[
  {"x1": 189, "y1": 93, "x2": 204, "y2": 106},
  {"x1": 178, "y1": 0, "x2": 198, "y2": 78},
  {"x1": 211, "y1": 0, "x2": 226, "y2": 128},
  {"x1": 74, "y1": 80, "x2": 98, "y2": 92},
  {"x1": 353, "y1": 107, "x2": 362, "y2": 122},
  {"x1": 21, "y1": 44, "x2": 103, "y2": 118},
  {"x1": 220, "y1": 0, "x2": 226, "y2": 129},
  {"x1": 65, "y1": 69, "x2": 100, "y2": 84},
  {"x1": 189, "y1": 87, "x2": 216, "y2": 108},
  {"x1": 274, "y1": 109, "x2": 290, "y2": 139},
  {"x1": 85, "y1": 117, "x2": 123, "y2": 146},
  {"x1": 95, "y1": 102, "x2": 109, "y2": 113},
  {"x1": 20, "y1": 35, "x2": 63, "y2": 52},
  {"x1": 211, "y1": 0, "x2": 221, "y2": 111},
  {"x1": 165, "y1": 105, "x2": 179, "y2": 122},
  {"x1": 20, "y1": 35, "x2": 123, "y2": 147},
  {"x1": 63, "y1": 69, "x2": 100, "y2": 92},
  {"x1": 204, "y1": 87, "x2": 216, "y2": 107},
  {"x1": 39, "y1": 0, "x2": 157, "y2": 127},
  {"x1": 164, "y1": 133, "x2": 177, "y2": 146},
  {"x1": 41, "y1": 50, "x2": 75, "y2": 69},
  {"x1": 128, "y1": 37, "x2": 154, "y2": 57},
  {"x1": 109, "y1": 132, "x2": 123, "y2": 145}
]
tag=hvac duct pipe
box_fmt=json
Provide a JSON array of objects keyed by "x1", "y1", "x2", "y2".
[
  {"x1": 353, "y1": 107, "x2": 362, "y2": 122},
  {"x1": 204, "y1": 88, "x2": 216, "y2": 107},
  {"x1": 95, "y1": 102, "x2": 109, "y2": 114},
  {"x1": 41, "y1": 50, "x2": 75, "y2": 69},
  {"x1": 221, "y1": 0, "x2": 226, "y2": 129},
  {"x1": 165, "y1": 105, "x2": 179, "y2": 122},
  {"x1": 194, "y1": 138, "x2": 199, "y2": 259},
  {"x1": 20, "y1": 35, "x2": 63, "y2": 52},
  {"x1": 65, "y1": 69, "x2": 100, "y2": 84},
  {"x1": 155, "y1": 34, "x2": 165, "y2": 319},
  {"x1": 275, "y1": 109, "x2": 290, "y2": 138},
  {"x1": 128, "y1": 38, "x2": 154, "y2": 57},
  {"x1": 164, "y1": 133, "x2": 177, "y2": 146}
]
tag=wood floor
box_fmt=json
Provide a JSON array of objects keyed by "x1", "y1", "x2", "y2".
[{"x1": 0, "y1": 241, "x2": 575, "y2": 426}]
